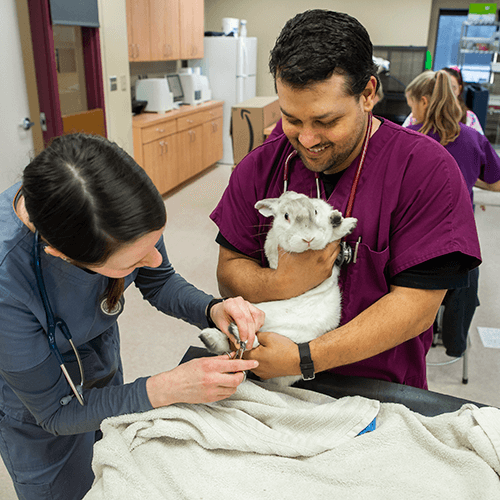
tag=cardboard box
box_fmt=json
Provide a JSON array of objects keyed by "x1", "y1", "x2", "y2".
[{"x1": 231, "y1": 96, "x2": 280, "y2": 165}]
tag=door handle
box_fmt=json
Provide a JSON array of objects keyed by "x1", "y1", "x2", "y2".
[{"x1": 21, "y1": 118, "x2": 35, "y2": 130}]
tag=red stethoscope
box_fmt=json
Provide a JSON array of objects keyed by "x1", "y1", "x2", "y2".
[{"x1": 282, "y1": 113, "x2": 373, "y2": 265}]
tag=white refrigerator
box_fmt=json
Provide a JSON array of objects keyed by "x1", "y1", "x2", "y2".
[{"x1": 201, "y1": 37, "x2": 257, "y2": 164}]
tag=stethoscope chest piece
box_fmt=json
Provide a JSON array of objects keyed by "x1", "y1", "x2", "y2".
[
  {"x1": 100, "y1": 298, "x2": 123, "y2": 316},
  {"x1": 335, "y1": 241, "x2": 353, "y2": 267}
]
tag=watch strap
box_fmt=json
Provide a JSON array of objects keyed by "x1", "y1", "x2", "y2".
[
  {"x1": 206, "y1": 298, "x2": 224, "y2": 328},
  {"x1": 298, "y1": 342, "x2": 315, "y2": 381}
]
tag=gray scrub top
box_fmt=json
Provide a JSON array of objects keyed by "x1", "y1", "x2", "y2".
[{"x1": 0, "y1": 183, "x2": 213, "y2": 435}]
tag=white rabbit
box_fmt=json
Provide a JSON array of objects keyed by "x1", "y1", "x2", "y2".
[{"x1": 199, "y1": 191, "x2": 357, "y2": 387}]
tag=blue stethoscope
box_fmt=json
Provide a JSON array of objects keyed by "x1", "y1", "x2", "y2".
[{"x1": 33, "y1": 231, "x2": 85, "y2": 406}]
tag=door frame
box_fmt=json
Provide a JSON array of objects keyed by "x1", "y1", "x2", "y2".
[
  {"x1": 27, "y1": 0, "x2": 107, "y2": 145},
  {"x1": 15, "y1": 0, "x2": 44, "y2": 155}
]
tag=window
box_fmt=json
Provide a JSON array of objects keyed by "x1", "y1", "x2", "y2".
[{"x1": 434, "y1": 9, "x2": 498, "y2": 83}]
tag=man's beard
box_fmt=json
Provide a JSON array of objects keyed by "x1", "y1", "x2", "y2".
[{"x1": 292, "y1": 117, "x2": 367, "y2": 175}]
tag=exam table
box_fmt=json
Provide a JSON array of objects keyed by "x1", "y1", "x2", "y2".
[
  {"x1": 84, "y1": 346, "x2": 500, "y2": 499},
  {"x1": 181, "y1": 346, "x2": 491, "y2": 416}
]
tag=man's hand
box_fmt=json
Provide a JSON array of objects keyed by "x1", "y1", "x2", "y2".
[
  {"x1": 274, "y1": 241, "x2": 340, "y2": 298},
  {"x1": 217, "y1": 241, "x2": 341, "y2": 303},
  {"x1": 244, "y1": 331, "x2": 300, "y2": 379}
]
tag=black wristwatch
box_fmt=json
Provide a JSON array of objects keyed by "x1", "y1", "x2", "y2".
[
  {"x1": 206, "y1": 298, "x2": 224, "y2": 328},
  {"x1": 297, "y1": 342, "x2": 315, "y2": 381}
]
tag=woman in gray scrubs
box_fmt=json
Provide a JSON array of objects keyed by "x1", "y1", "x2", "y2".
[{"x1": 0, "y1": 133, "x2": 261, "y2": 499}]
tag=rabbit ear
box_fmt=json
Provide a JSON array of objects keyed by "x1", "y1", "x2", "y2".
[{"x1": 255, "y1": 198, "x2": 279, "y2": 217}]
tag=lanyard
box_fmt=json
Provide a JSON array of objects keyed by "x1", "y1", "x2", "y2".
[{"x1": 283, "y1": 112, "x2": 373, "y2": 217}]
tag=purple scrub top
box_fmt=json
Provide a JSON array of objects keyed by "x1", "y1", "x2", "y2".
[
  {"x1": 211, "y1": 118, "x2": 481, "y2": 389},
  {"x1": 408, "y1": 122, "x2": 500, "y2": 204}
]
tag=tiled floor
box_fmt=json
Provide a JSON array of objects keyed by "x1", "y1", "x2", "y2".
[{"x1": 1, "y1": 163, "x2": 499, "y2": 499}]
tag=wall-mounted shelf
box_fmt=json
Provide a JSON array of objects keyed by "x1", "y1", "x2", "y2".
[{"x1": 458, "y1": 20, "x2": 500, "y2": 83}]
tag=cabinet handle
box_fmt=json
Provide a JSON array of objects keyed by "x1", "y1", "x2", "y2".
[
  {"x1": 159, "y1": 141, "x2": 165, "y2": 155},
  {"x1": 186, "y1": 119, "x2": 194, "y2": 124},
  {"x1": 156, "y1": 128, "x2": 165, "y2": 133},
  {"x1": 212, "y1": 122, "x2": 218, "y2": 133},
  {"x1": 163, "y1": 141, "x2": 168, "y2": 154}
]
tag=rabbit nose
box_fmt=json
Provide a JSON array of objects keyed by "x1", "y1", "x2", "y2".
[{"x1": 302, "y1": 237, "x2": 315, "y2": 246}]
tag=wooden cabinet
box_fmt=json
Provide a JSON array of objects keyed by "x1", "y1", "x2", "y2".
[
  {"x1": 179, "y1": 0, "x2": 204, "y2": 59},
  {"x1": 202, "y1": 107, "x2": 223, "y2": 169},
  {"x1": 142, "y1": 133, "x2": 179, "y2": 194},
  {"x1": 126, "y1": 0, "x2": 203, "y2": 62},
  {"x1": 133, "y1": 101, "x2": 224, "y2": 195},
  {"x1": 126, "y1": 0, "x2": 151, "y2": 61},
  {"x1": 178, "y1": 126, "x2": 203, "y2": 183},
  {"x1": 150, "y1": 0, "x2": 180, "y2": 60}
]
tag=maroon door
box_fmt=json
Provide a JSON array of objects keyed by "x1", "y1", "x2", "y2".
[{"x1": 27, "y1": 0, "x2": 107, "y2": 145}]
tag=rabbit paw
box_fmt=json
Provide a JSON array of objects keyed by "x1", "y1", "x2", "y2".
[
  {"x1": 199, "y1": 328, "x2": 231, "y2": 354},
  {"x1": 342, "y1": 217, "x2": 358, "y2": 236},
  {"x1": 228, "y1": 323, "x2": 260, "y2": 349}
]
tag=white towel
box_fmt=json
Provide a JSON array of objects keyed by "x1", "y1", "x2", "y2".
[{"x1": 84, "y1": 381, "x2": 500, "y2": 500}]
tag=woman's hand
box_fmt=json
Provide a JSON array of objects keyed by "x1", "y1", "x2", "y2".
[
  {"x1": 210, "y1": 296, "x2": 265, "y2": 350},
  {"x1": 146, "y1": 356, "x2": 259, "y2": 407}
]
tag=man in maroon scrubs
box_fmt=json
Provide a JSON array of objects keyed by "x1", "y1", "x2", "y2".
[{"x1": 210, "y1": 10, "x2": 481, "y2": 389}]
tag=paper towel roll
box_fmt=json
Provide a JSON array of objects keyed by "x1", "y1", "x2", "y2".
[{"x1": 222, "y1": 17, "x2": 239, "y2": 36}]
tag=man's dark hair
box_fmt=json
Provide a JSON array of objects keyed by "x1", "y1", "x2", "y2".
[{"x1": 269, "y1": 10, "x2": 378, "y2": 96}]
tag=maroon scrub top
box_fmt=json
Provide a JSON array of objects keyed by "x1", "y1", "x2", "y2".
[
  {"x1": 408, "y1": 122, "x2": 500, "y2": 204},
  {"x1": 211, "y1": 118, "x2": 481, "y2": 389}
]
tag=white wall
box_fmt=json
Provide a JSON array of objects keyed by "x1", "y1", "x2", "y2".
[
  {"x1": 98, "y1": 0, "x2": 134, "y2": 156},
  {"x1": 0, "y1": 0, "x2": 35, "y2": 193},
  {"x1": 204, "y1": 0, "x2": 433, "y2": 96}
]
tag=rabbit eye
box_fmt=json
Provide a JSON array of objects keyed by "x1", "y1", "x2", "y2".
[
  {"x1": 284, "y1": 213, "x2": 289, "y2": 221},
  {"x1": 314, "y1": 210, "x2": 318, "y2": 215}
]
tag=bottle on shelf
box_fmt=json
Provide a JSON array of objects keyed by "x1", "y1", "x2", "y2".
[{"x1": 240, "y1": 19, "x2": 247, "y2": 38}]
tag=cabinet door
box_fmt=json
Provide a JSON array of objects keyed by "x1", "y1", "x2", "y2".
[
  {"x1": 179, "y1": 0, "x2": 204, "y2": 59},
  {"x1": 178, "y1": 126, "x2": 203, "y2": 182},
  {"x1": 142, "y1": 134, "x2": 180, "y2": 194},
  {"x1": 150, "y1": 0, "x2": 180, "y2": 61},
  {"x1": 126, "y1": 0, "x2": 151, "y2": 61},
  {"x1": 202, "y1": 117, "x2": 223, "y2": 168}
]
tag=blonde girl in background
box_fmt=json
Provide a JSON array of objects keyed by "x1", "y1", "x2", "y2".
[
  {"x1": 405, "y1": 69, "x2": 500, "y2": 359},
  {"x1": 403, "y1": 66, "x2": 484, "y2": 134}
]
